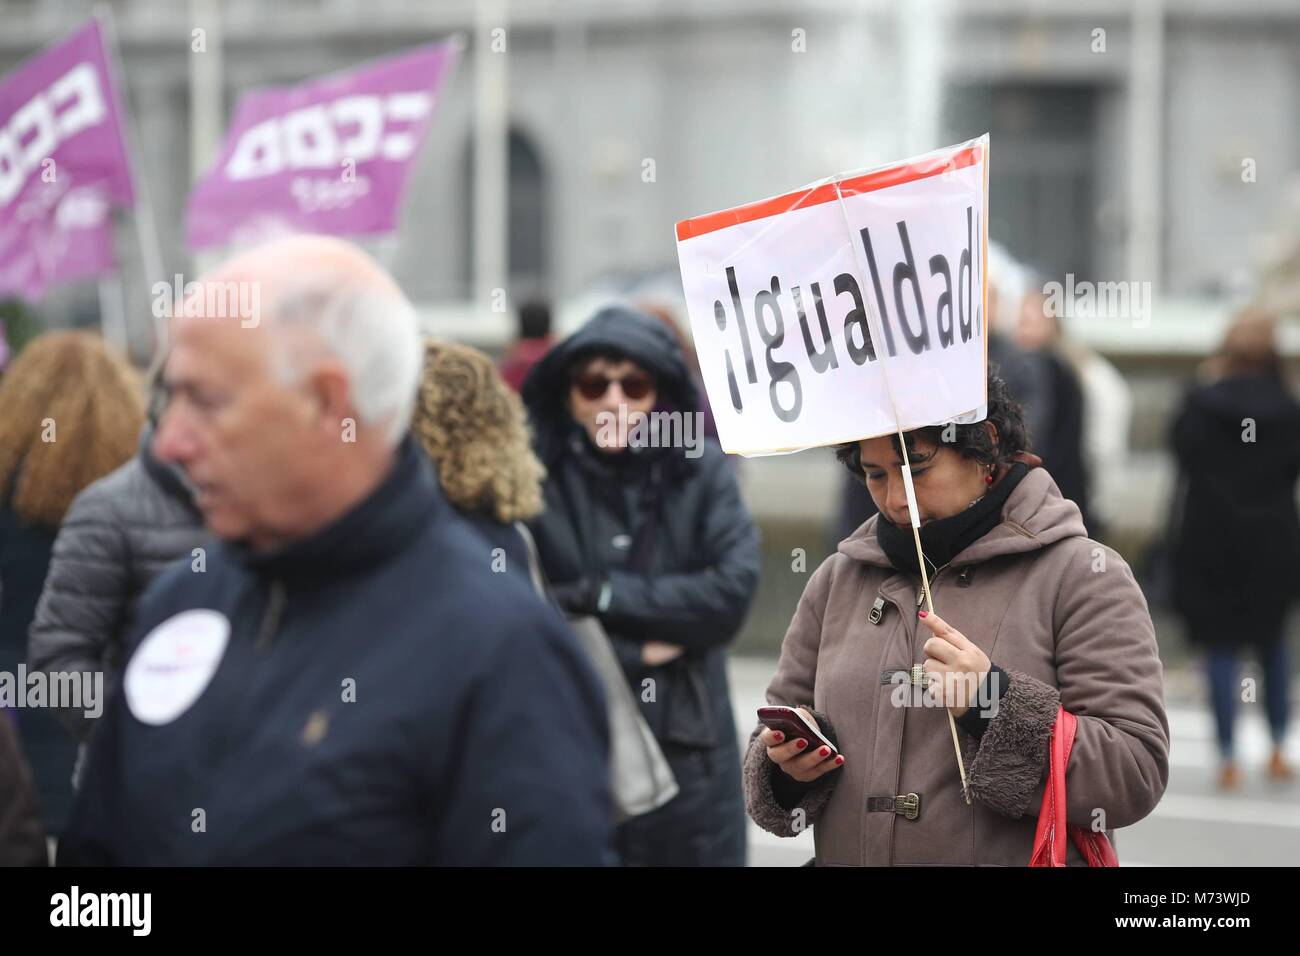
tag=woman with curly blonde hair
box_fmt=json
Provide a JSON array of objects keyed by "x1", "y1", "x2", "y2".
[
  {"x1": 411, "y1": 339, "x2": 546, "y2": 578},
  {"x1": 0, "y1": 330, "x2": 143, "y2": 838}
]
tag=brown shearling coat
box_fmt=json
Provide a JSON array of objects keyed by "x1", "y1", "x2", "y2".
[{"x1": 744, "y1": 466, "x2": 1169, "y2": 866}]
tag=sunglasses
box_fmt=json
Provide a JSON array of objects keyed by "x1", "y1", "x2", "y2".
[{"x1": 572, "y1": 372, "x2": 655, "y2": 401}]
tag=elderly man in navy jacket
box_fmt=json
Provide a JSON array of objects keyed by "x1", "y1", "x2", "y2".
[{"x1": 59, "y1": 236, "x2": 615, "y2": 866}]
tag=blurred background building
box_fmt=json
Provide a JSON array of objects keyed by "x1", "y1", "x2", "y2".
[
  {"x1": 3, "y1": 0, "x2": 1298, "y2": 867},
  {"x1": 2, "y1": 0, "x2": 1298, "y2": 657}
]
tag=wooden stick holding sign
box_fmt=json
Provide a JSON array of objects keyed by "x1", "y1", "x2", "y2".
[
  {"x1": 898, "y1": 435, "x2": 972, "y2": 805},
  {"x1": 824, "y1": 147, "x2": 980, "y2": 806},
  {"x1": 675, "y1": 134, "x2": 991, "y2": 805}
]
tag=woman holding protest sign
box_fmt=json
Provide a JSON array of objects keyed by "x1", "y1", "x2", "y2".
[
  {"x1": 743, "y1": 369, "x2": 1169, "y2": 865},
  {"x1": 523, "y1": 305, "x2": 761, "y2": 866}
]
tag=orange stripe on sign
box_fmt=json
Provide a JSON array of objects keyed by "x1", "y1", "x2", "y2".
[{"x1": 675, "y1": 145, "x2": 983, "y2": 242}]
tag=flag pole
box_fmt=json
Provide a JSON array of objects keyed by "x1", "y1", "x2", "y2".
[
  {"x1": 94, "y1": 4, "x2": 167, "y2": 376},
  {"x1": 188, "y1": 0, "x2": 224, "y2": 279},
  {"x1": 96, "y1": 273, "x2": 128, "y2": 354}
]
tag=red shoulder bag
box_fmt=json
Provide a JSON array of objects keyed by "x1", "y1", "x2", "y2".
[{"x1": 1029, "y1": 706, "x2": 1119, "y2": 867}]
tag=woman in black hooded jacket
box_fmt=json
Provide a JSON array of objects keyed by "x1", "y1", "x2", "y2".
[{"x1": 523, "y1": 305, "x2": 761, "y2": 866}]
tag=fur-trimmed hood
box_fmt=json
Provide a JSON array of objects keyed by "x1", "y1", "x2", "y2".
[{"x1": 838, "y1": 463, "x2": 1087, "y2": 571}]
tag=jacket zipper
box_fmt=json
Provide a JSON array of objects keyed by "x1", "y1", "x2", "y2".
[
  {"x1": 908, "y1": 565, "x2": 980, "y2": 865},
  {"x1": 883, "y1": 566, "x2": 948, "y2": 865},
  {"x1": 255, "y1": 579, "x2": 288, "y2": 652},
  {"x1": 201, "y1": 578, "x2": 287, "y2": 861}
]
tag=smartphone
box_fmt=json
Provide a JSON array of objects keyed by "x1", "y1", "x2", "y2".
[{"x1": 756, "y1": 705, "x2": 838, "y2": 755}]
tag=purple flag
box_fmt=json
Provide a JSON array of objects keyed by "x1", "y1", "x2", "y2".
[
  {"x1": 0, "y1": 19, "x2": 135, "y2": 301},
  {"x1": 186, "y1": 39, "x2": 459, "y2": 251},
  {"x1": 0, "y1": 183, "x2": 116, "y2": 301}
]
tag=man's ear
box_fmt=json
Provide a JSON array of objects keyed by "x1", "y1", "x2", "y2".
[{"x1": 305, "y1": 361, "x2": 353, "y2": 434}]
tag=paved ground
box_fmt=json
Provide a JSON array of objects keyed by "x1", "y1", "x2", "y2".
[{"x1": 728, "y1": 656, "x2": 1300, "y2": 866}]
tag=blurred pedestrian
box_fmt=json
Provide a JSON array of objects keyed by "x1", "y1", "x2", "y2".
[
  {"x1": 0, "y1": 713, "x2": 46, "y2": 865},
  {"x1": 498, "y1": 299, "x2": 553, "y2": 393},
  {"x1": 416, "y1": 338, "x2": 680, "y2": 823},
  {"x1": 28, "y1": 370, "x2": 206, "y2": 759},
  {"x1": 1169, "y1": 305, "x2": 1300, "y2": 789},
  {"x1": 0, "y1": 331, "x2": 142, "y2": 837},
  {"x1": 412, "y1": 338, "x2": 545, "y2": 576},
  {"x1": 59, "y1": 236, "x2": 615, "y2": 865},
  {"x1": 1016, "y1": 287, "x2": 1131, "y2": 541},
  {"x1": 1015, "y1": 287, "x2": 1092, "y2": 534},
  {"x1": 523, "y1": 304, "x2": 761, "y2": 866},
  {"x1": 986, "y1": 243, "x2": 1053, "y2": 446}
]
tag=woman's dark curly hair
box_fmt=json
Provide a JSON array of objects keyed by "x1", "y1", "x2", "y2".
[{"x1": 835, "y1": 366, "x2": 1030, "y2": 484}]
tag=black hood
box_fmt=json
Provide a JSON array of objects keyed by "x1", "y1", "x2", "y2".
[{"x1": 522, "y1": 305, "x2": 698, "y2": 462}]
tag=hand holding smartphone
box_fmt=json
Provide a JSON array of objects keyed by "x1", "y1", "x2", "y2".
[{"x1": 757, "y1": 705, "x2": 843, "y2": 782}]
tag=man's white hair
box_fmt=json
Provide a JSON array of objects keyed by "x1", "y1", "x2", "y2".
[{"x1": 269, "y1": 277, "x2": 422, "y2": 447}]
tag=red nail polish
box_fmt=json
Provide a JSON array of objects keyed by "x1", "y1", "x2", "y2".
[
  {"x1": 918, "y1": 610, "x2": 928, "y2": 618},
  {"x1": 796, "y1": 738, "x2": 807, "y2": 749},
  {"x1": 773, "y1": 731, "x2": 784, "y2": 741},
  {"x1": 834, "y1": 756, "x2": 845, "y2": 766},
  {"x1": 819, "y1": 747, "x2": 829, "y2": 757}
]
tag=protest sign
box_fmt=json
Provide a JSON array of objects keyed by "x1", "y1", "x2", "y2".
[{"x1": 675, "y1": 136, "x2": 989, "y2": 457}]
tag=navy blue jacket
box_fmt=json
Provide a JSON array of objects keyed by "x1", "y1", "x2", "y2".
[
  {"x1": 58, "y1": 437, "x2": 616, "y2": 865},
  {"x1": 522, "y1": 306, "x2": 759, "y2": 866}
]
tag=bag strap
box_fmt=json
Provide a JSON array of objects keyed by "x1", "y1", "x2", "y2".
[
  {"x1": 514, "y1": 521, "x2": 552, "y2": 601},
  {"x1": 1029, "y1": 706, "x2": 1072, "y2": 867},
  {"x1": 520, "y1": 520, "x2": 679, "y2": 814},
  {"x1": 1030, "y1": 706, "x2": 1118, "y2": 867}
]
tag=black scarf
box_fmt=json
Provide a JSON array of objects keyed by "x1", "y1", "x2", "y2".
[{"x1": 875, "y1": 462, "x2": 1031, "y2": 576}]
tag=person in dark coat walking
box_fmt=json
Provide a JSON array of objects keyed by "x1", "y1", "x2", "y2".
[
  {"x1": 1015, "y1": 288, "x2": 1092, "y2": 535},
  {"x1": 0, "y1": 332, "x2": 143, "y2": 837},
  {"x1": 0, "y1": 713, "x2": 46, "y2": 865},
  {"x1": 29, "y1": 421, "x2": 207, "y2": 747},
  {"x1": 1170, "y1": 306, "x2": 1300, "y2": 789},
  {"x1": 523, "y1": 304, "x2": 761, "y2": 866},
  {"x1": 498, "y1": 300, "x2": 554, "y2": 394},
  {"x1": 58, "y1": 236, "x2": 615, "y2": 866}
]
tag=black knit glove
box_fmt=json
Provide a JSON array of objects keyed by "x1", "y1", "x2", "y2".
[{"x1": 954, "y1": 663, "x2": 1012, "y2": 742}]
